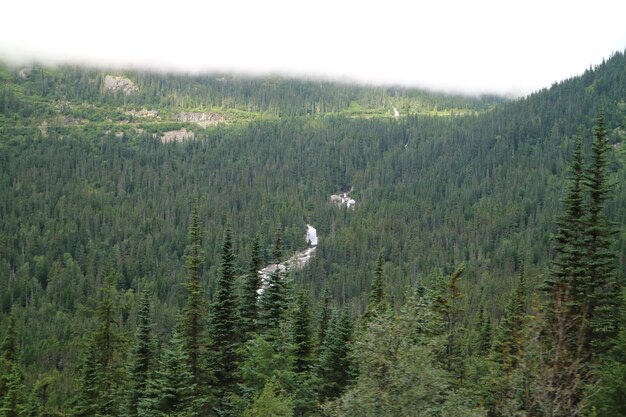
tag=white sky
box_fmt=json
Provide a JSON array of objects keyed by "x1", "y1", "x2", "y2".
[{"x1": 1, "y1": 0, "x2": 625, "y2": 96}]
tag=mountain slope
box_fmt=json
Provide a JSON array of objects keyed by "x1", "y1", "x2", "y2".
[{"x1": 0, "y1": 50, "x2": 624, "y2": 410}]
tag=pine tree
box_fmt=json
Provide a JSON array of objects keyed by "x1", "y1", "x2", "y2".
[
  {"x1": 139, "y1": 330, "x2": 197, "y2": 417},
  {"x1": 291, "y1": 290, "x2": 312, "y2": 373},
  {"x1": 584, "y1": 110, "x2": 620, "y2": 354},
  {"x1": 127, "y1": 290, "x2": 155, "y2": 417},
  {"x1": 541, "y1": 137, "x2": 591, "y2": 417},
  {"x1": 477, "y1": 308, "x2": 492, "y2": 354},
  {"x1": 258, "y1": 272, "x2": 289, "y2": 334},
  {"x1": 317, "y1": 309, "x2": 353, "y2": 401},
  {"x1": 272, "y1": 228, "x2": 283, "y2": 266},
  {"x1": 495, "y1": 267, "x2": 527, "y2": 372},
  {"x1": 437, "y1": 264, "x2": 465, "y2": 376},
  {"x1": 181, "y1": 201, "x2": 206, "y2": 384},
  {"x1": 317, "y1": 287, "x2": 332, "y2": 347},
  {"x1": 209, "y1": 226, "x2": 240, "y2": 396},
  {"x1": 74, "y1": 342, "x2": 99, "y2": 417},
  {"x1": 93, "y1": 272, "x2": 124, "y2": 417},
  {"x1": 239, "y1": 235, "x2": 263, "y2": 337},
  {"x1": 541, "y1": 115, "x2": 620, "y2": 416},
  {"x1": 74, "y1": 268, "x2": 125, "y2": 417},
  {"x1": 363, "y1": 253, "x2": 388, "y2": 321}
]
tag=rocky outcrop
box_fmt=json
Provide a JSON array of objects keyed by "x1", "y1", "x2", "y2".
[
  {"x1": 125, "y1": 109, "x2": 159, "y2": 118},
  {"x1": 103, "y1": 75, "x2": 138, "y2": 95},
  {"x1": 160, "y1": 128, "x2": 195, "y2": 143},
  {"x1": 177, "y1": 112, "x2": 225, "y2": 127}
]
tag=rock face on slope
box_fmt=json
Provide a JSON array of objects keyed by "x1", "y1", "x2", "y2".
[
  {"x1": 177, "y1": 112, "x2": 225, "y2": 127},
  {"x1": 125, "y1": 109, "x2": 159, "y2": 118},
  {"x1": 103, "y1": 75, "x2": 138, "y2": 95},
  {"x1": 160, "y1": 128, "x2": 195, "y2": 143}
]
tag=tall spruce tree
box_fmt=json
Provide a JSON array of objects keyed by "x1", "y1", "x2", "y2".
[
  {"x1": 542, "y1": 114, "x2": 620, "y2": 416},
  {"x1": 291, "y1": 290, "x2": 313, "y2": 373},
  {"x1": 363, "y1": 253, "x2": 388, "y2": 321},
  {"x1": 542, "y1": 137, "x2": 591, "y2": 417},
  {"x1": 583, "y1": 110, "x2": 620, "y2": 354},
  {"x1": 495, "y1": 267, "x2": 527, "y2": 372},
  {"x1": 258, "y1": 228, "x2": 289, "y2": 334},
  {"x1": 75, "y1": 269, "x2": 124, "y2": 417},
  {"x1": 438, "y1": 264, "x2": 465, "y2": 376},
  {"x1": 317, "y1": 308, "x2": 353, "y2": 401},
  {"x1": 209, "y1": 226, "x2": 240, "y2": 397},
  {"x1": 239, "y1": 235, "x2": 263, "y2": 337},
  {"x1": 272, "y1": 228, "x2": 283, "y2": 267},
  {"x1": 317, "y1": 286, "x2": 332, "y2": 347},
  {"x1": 477, "y1": 307, "x2": 492, "y2": 354},
  {"x1": 127, "y1": 289, "x2": 155, "y2": 417},
  {"x1": 181, "y1": 201, "x2": 206, "y2": 384},
  {"x1": 139, "y1": 330, "x2": 198, "y2": 417}
]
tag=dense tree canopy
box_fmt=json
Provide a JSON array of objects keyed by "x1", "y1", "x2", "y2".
[{"x1": 0, "y1": 51, "x2": 624, "y2": 415}]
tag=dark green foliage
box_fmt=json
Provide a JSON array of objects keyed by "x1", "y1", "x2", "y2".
[
  {"x1": 181, "y1": 202, "x2": 207, "y2": 384},
  {"x1": 432, "y1": 264, "x2": 465, "y2": 377},
  {"x1": 494, "y1": 267, "x2": 527, "y2": 372},
  {"x1": 139, "y1": 330, "x2": 198, "y2": 417},
  {"x1": 591, "y1": 290, "x2": 626, "y2": 416},
  {"x1": 584, "y1": 110, "x2": 621, "y2": 354},
  {"x1": 477, "y1": 308, "x2": 492, "y2": 354},
  {"x1": 0, "y1": 314, "x2": 18, "y2": 402},
  {"x1": 540, "y1": 113, "x2": 621, "y2": 416},
  {"x1": 317, "y1": 309, "x2": 353, "y2": 401},
  {"x1": 364, "y1": 253, "x2": 387, "y2": 320},
  {"x1": 74, "y1": 343, "x2": 100, "y2": 417},
  {"x1": 209, "y1": 227, "x2": 240, "y2": 395},
  {"x1": 75, "y1": 270, "x2": 125, "y2": 417},
  {"x1": 331, "y1": 286, "x2": 485, "y2": 417},
  {"x1": 0, "y1": 52, "x2": 624, "y2": 415},
  {"x1": 126, "y1": 290, "x2": 155, "y2": 417},
  {"x1": 317, "y1": 286, "x2": 332, "y2": 347},
  {"x1": 290, "y1": 290, "x2": 312, "y2": 373},
  {"x1": 0, "y1": 315, "x2": 26, "y2": 417},
  {"x1": 0, "y1": 314, "x2": 18, "y2": 368},
  {"x1": 239, "y1": 235, "x2": 263, "y2": 338},
  {"x1": 258, "y1": 270, "x2": 290, "y2": 334},
  {"x1": 272, "y1": 228, "x2": 283, "y2": 265}
]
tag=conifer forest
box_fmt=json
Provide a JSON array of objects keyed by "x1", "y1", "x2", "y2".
[{"x1": 0, "y1": 51, "x2": 626, "y2": 416}]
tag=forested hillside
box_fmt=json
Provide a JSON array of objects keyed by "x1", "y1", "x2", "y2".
[{"x1": 0, "y1": 51, "x2": 625, "y2": 416}]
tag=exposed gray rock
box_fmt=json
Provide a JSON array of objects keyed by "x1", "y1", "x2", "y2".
[
  {"x1": 177, "y1": 112, "x2": 225, "y2": 127},
  {"x1": 125, "y1": 109, "x2": 159, "y2": 118},
  {"x1": 103, "y1": 75, "x2": 138, "y2": 95},
  {"x1": 160, "y1": 128, "x2": 195, "y2": 143}
]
